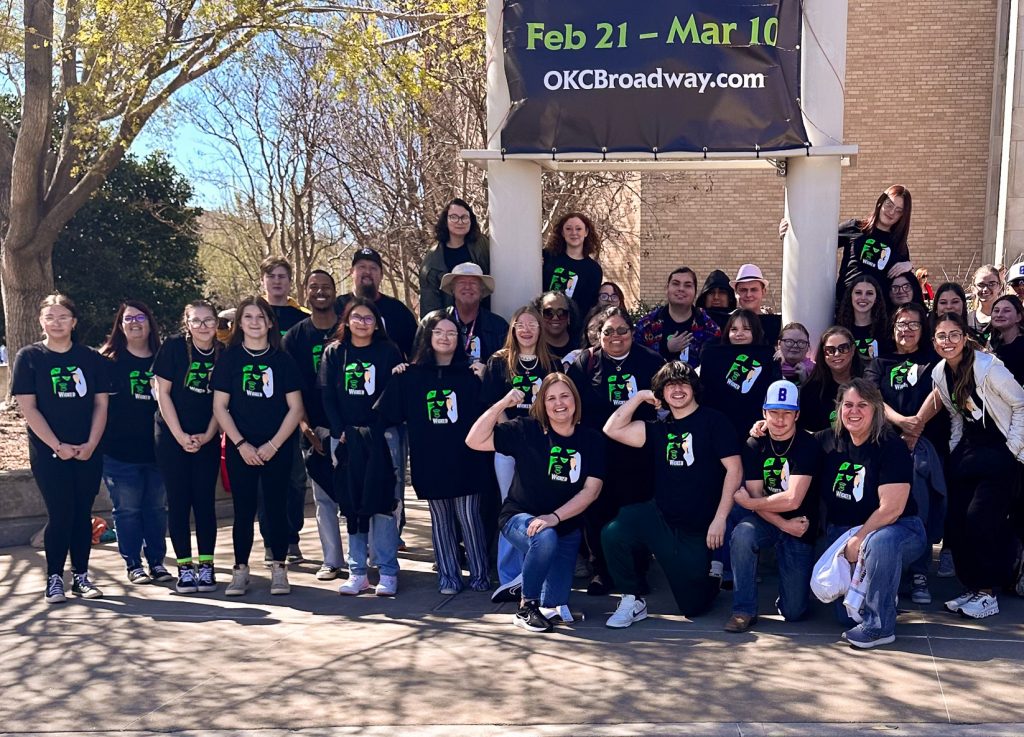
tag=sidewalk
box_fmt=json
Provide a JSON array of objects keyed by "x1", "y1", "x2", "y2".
[{"x1": 1, "y1": 496, "x2": 1022, "y2": 736}]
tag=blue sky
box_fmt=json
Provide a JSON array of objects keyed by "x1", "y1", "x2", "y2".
[{"x1": 134, "y1": 120, "x2": 224, "y2": 210}]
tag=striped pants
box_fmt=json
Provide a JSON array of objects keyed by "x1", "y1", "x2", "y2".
[{"x1": 427, "y1": 495, "x2": 490, "y2": 593}]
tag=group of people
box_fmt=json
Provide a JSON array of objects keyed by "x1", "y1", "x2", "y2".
[{"x1": 12, "y1": 188, "x2": 1024, "y2": 650}]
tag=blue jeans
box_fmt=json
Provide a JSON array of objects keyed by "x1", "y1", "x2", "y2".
[
  {"x1": 825, "y1": 516, "x2": 927, "y2": 637},
  {"x1": 730, "y1": 514, "x2": 814, "y2": 620},
  {"x1": 102, "y1": 456, "x2": 167, "y2": 570},
  {"x1": 501, "y1": 513, "x2": 580, "y2": 606},
  {"x1": 348, "y1": 513, "x2": 400, "y2": 577},
  {"x1": 495, "y1": 453, "x2": 524, "y2": 584}
]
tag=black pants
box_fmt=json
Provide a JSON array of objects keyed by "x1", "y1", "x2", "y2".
[
  {"x1": 30, "y1": 442, "x2": 102, "y2": 576},
  {"x1": 155, "y1": 429, "x2": 220, "y2": 562},
  {"x1": 226, "y1": 438, "x2": 295, "y2": 565},
  {"x1": 257, "y1": 432, "x2": 306, "y2": 546},
  {"x1": 948, "y1": 440, "x2": 1017, "y2": 591}
]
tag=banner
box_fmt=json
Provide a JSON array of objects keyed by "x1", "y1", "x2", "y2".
[{"x1": 500, "y1": 0, "x2": 808, "y2": 154}]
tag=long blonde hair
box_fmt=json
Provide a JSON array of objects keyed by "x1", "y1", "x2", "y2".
[{"x1": 494, "y1": 305, "x2": 555, "y2": 377}]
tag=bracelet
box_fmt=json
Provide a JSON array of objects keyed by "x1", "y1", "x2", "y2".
[
  {"x1": 268, "y1": 439, "x2": 280, "y2": 451},
  {"x1": 552, "y1": 511, "x2": 561, "y2": 524},
  {"x1": 234, "y1": 438, "x2": 246, "y2": 448}
]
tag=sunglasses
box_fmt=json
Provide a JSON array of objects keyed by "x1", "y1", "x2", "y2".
[
  {"x1": 602, "y1": 326, "x2": 630, "y2": 337},
  {"x1": 542, "y1": 308, "x2": 569, "y2": 319},
  {"x1": 822, "y1": 343, "x2": 852, "y2": 356}
]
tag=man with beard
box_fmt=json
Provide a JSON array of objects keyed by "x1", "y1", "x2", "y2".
[
  {"x1": 336, "y1": 247, "x2": 418, "y2": 360},
  {"x1": 437, "y1": 263, "x2": 509, "y2": 377}
]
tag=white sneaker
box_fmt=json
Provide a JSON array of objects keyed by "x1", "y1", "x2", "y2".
[
  {"x1": 225, "y1": 565, "x2": 250, "y2": 596},
  {"x1": 958, "y1": 592, "x2": 999, "y2": 619},
  {"x1": 943, "y1": 590, "x2": 974, "y2": 613},
  {"x1": 270, "y1": 562, "x2": 290, "y2": 595},
  {"x1": 539, "y1": 604, "x2": 580, "y2": 624},
  {"x1": 605, "y1": 595, "x2": 648, "y2": 629},
  {"x1": 339, "y1": 573, "x2": 371, "y2": 596},
  {"x1": 376, "y1": 574, "x2": 398, "y2": 597}
]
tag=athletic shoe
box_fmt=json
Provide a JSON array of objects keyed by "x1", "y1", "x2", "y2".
[
  {"x1": 270, "y1": 562, "x2": 290, "y2": 595},
  {"x1": 709, "y1": 560, "x2": 725, "y2": 579},
  {"x1": 175, "y1": 565, "x2": 199, "y2": 594},
  {"x1": 605, "y1": 595, "x2": 648, "y2": 629},
  {"x1": 316, "y1": 565, "x2": 342, "y2": 581},
  {"x1": 287, "y1": 544, "x2": 304, "y2": 564},
  {"x1": 127, "y1": 567, "x2": 152, "y2": 585},
  {"x1": 958, "y1": 592, "x2": 999, "y2": 619},
  {"x1": 149, "y1": 564, "x2": 174, "y2": 583},
  {"x1": 491, "y1": 574, "x2": 523, "y2": 603},
  {"x1": 45, "y1": 574, "x2": 66, "y2": 604},
  {"x1": 339, "y1": 573, "x2": 372, "y2": 596},
  {"x1": 439, "y1": 586, "x2": 460, "y2": 595},
  {"x1": 574, "y1": 555, "x2": 592, "y2": 579},
  {"x1": 514, "y1": 600, "x2": 553, "y2": 633},
  {"x1": 944, "y1": 590, "x2": 975, "y2": 613},
  {"x1": 910, "y1": 574, "x2": 932, "y2": 605},
  {"x1": 375, "y1": 574, "x2": 398, "y2": 597},
  {"x1": 723, "y1": 613, "x2": 757, "y2": 633},
  {"x1": 225, "y1": 564, "x2": 249, "y2": 596},
  {"x1": 71, "y1": 572, "x2": 103, "y2": 599},
  {"x1": 196, "y1": 562, "x2": 217, "y2": 592},
  {"x1": 937, "y1": 549, "x2": 955, "y2": 578},
  {"x1": 539, "y1": 604, "x2": 582, "y2": 624},
  {"x1": 843, "y1": 625, "x2": 895, "y2": 649},
  {"x1": 263, "y1": 547, "x2": 273, "y2": 568}
]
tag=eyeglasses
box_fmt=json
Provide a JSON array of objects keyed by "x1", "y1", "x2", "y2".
[
  {"x1": 187, "y1": 317, "x2": 217, "y2": 329},
  {"x1": 881, "y1": 197, "x2": 905, "y2": 216},
  {"x1": 895, "y1": 320, "x2": 922, "y2": 331},
  {"x1": 42, "y1": 315, "x2": 73, "y2": 325},
  {"x1": 432, "y1": 329, "x2": 458, "y2": 339},
  {"x1": 890, "y1": 283, "x2": 913, "y2": 294},
  {"x1": 122, "y1": 314, "x2": 148, "y2": 324},
  {"x1": 779, "y1": 338, "x2": 809, "y2": 349},
  {"x1": 513, "y1": 321, "x2": 538, "y2": 332},
  {"x1": 974, "y1": 280, "x2": 1000, "y2": 292},
  {"x1": 602, "y1": 326, "x2": 630, "y2": 337},
  {"x1": 822, "y1": 343, "x2": 852, "y2": 356},
  {"x1": 447, "y1": 214, "x2": 471, "y2": 224},
  {"x1": 542, "y1": 308, "x2": 569, "y2": 319},
  {"x1": 349, "y1": 314, "x2": 375, "y2": 325},
  {"x1": 598, "y1": 293, "x2": 620, "y2": 303},
  {"x1": 934, "y1": 331, "x2": 964, "y2": 343}
]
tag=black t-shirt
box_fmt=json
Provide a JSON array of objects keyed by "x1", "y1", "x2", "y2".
[
  {"x1": 658, "y1": 314, "x2": 695, "y2": 362},
  {"x1": 698, "y1": 344, "x2": 780, "y2": 442},
  {"x1": 271, "y1": 304, "x2": 308, "y2": 336},
  {"x1": 103, "y1": 351, "x2": 159, "y2": 464},
  {"x1": 374, "y1": 362, "x2": 491, "y2": 499},
  {"x1": 319, "y1": 338, "x2": 402, "y2": 435},
  {"x1": 865, "y1": 349, "x2": 938, "y2": 419},
  {"x1": 494, "y1": 417, "x2": 606, "y2": 535},
  {"x1": 443, "y1": 244, "x2": 473, "y2": 271},
  {"x1": 837, "y1": 224, "x2": 910, "y2": 300},
  {"x1": 644, "y1": 407, "x2": 740, "y2": 534},
  {"x1": 849, "y1": 323, "x2": 890, "y2": 360},
  {"x1": 995, "y1": 337, "x2": 1024, "y2": 385},
  {"x1": 542, "y1": 251, "x2": 603, "y2": 319},
  {"x1": 816, "y1": 429, "x2": 916, "y2": 527},
  {"x1": 210, "y1": 345, "x2": 302, "y2": 446},
  {"x1": 11, "y1": 342, "x2": 109, "y2": 450},
  {"x1": 567, "y1": 345, "x2": 665, "y2": 430},
  {"x1": 283, "y1": 316, "x2": 340, "y2": 430},
  {"x1": 798, "y1": 375, "x2": 841, "y2": 433},
  {"x1": 482, "y1": 354, "x2": 553, "y2": 420},
  {"x1": 943, "y1": 364, "x2": 1006, "y2": 448},
  {"x1": 742, "y1": 432, "x2": 821, "y2": 543},
  {"x1": 336, "y1": 293, "x2": 418, "y2": 360},
  {"x1": 759, "y1": 314, "x2": 782, "y2": 348},
  {"x1": 151, "y1": 336, "x2": 219, "y2": 436}
]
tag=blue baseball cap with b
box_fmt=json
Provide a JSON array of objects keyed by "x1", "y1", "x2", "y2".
[{"x1": 763, "y1": 380, "x2": 799, "y2": 411}]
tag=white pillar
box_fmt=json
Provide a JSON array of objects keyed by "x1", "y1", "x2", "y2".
[
  {"x1": 486, "y1": 0, "x2": 543, "y2": 319},
  {"x1": 782, "y1": 0, "x2": 848, "y2": 345}
]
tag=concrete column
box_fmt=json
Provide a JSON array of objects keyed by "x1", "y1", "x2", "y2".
[
  {"x1": 486, "y1": 0, "x2": 543, "y2": 319},
  {"x1": 995, "y1": 0, "x2": 1023, "y2": 267},
  {"x1": 782, "y1": 0, "x2": 848, "y2": 345}
]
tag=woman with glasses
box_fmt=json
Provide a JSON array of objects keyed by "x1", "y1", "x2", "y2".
[
  {"x1": 887, "y1": 271, "x2": 926, "y2": 310},
  {"x1": 376, "y1": 310, "x2": 491, "y2": 594},
  {"x1": 535, "y1": 290, "x2": 579, "y2": 361},
  {"x1": 13, "y1": 294, "x2": 109, "y2": 603},
  {"x1": 968, "y1": 265, "x2": 1004, "y2": 338},
  {"x1": 836, "y1": 275, "x2": 891, "y2": 359},
  {"x1": 99, "y1": 300, "x2": 172, "y2": 586},
  {"x1": 543, "y1": 212, "x2": 604, "y2": 319},
  {"x1": 597, "y1": 281, "x2": 626, "y2": 309},
  {"x1": 419, "y1": 198, "x2": 490, "y2": 317},
  {"x1": 988, "y1": 294, "x2": 1024, "y2": 383},
  {"x1": 152, "y1": 301, "x2": 223, "y2": 593},
  {"x1": 319, "y1": 297, "x2": 404, "y2": 596},
  {"x1": 931, "y1": 313, "x2": 1024, "y2": 619},
  {"x1": 799, "y1": 327, "x2": 865, "y2": 432},
  {"x1": 212, "y1": 296, "x2": 304, "y2": 596},
  {"x1": 776, "y1": 322, "x2": 815, "y2": 386}
]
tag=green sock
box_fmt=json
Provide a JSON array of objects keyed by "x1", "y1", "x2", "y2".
[
  {"x1": 176, "y1": 558, "x2": 193, "y2": 566},
  {"x1": 197, "y1": 555, "x2": 214, "y2": 565}
]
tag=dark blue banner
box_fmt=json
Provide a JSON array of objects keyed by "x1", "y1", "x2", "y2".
[{"x1": 501, "y1": 0, "x2": 808, "y2": 154}]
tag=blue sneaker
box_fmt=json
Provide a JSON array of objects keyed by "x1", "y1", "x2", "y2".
[{"x1": 843, "y1": 625, "x2": 895, "y2": 650}]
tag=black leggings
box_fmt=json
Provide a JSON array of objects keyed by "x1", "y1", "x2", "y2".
[
  {"x1": 225, "y1": 438, "x2": 294, "y2": 565},
  {"x1": 155, "y1": 429, "x2": 220, "y2": 561},
  {"x1": 30, "y1": 442, "x2": 102, "y2": 576}
]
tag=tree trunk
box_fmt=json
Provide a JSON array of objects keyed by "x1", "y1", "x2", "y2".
[{"x1": 2, "y1": 228, "x2": 56, "y2": 398}]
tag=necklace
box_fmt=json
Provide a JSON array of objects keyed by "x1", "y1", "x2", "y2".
[
  {"x1": 243, "y1": 343, "x2": 270, "y2": 358},
  {"x1": 768, "y1": 433, "x2": 796, "y2": 458},
  {"x1": 193, "y1": 342, "x2": 215, "y2": 356},
  {"x1": 606, "y1": 351, "x2": 628, "y2": 373},
  {"x1": 518, "y1": 355, "x2": 538, "y2": 372}
]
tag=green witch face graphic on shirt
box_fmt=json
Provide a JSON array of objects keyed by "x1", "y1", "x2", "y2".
[
  {"x1": 665, "y1": 432, "x2": 695, "y2": 467},
  {"x1": 129, "y1": 369, "x2": 154, "y2": 400},
  {"x1": 607, "y1": 373, "x2": 638, "y2": 405},
  {"x1": 549, "y1": 266, "x2": 579, "y2": 297},
  {"x1": 344, "y1": 361, "x2": 376, "y2": 396},
  {"x1": 510, "y1": 373, "x2": 542, "y2": 409},
  {"x1": 859, "y1": 237, "x2": 891, "y2": 270},
  {"x1": 242, "y1": 364, "x2": 274, "y2": 398},
  {"x1": 725, "y1": 354, "x2": 763, "y2": 394},
  {"x1": 832, "y1": 461, "x2": 866, "y2": 502},
  {"x1": 762, "y1": 455, "x2": 790, "y2": 493},
  {"x1": 855, "y1": 337, "x2": 879, "y2": 359},
  {"x1": 185, "y1": 360, "x2": 214, "y2": 394},
  {"x1": 547, "y1": 445, "x2": 582, "y2": 482},
  {"x1": 888, "y1": 360, "x2": 919, "y2": 391},
  {"x1": 426, "y1": 389, "x2": 459, "y2": 424},
  {"x1": 312, "y1": 344, "x2": 324, "y2": 374},
  {"x1": 50, "y1": 366, "x2": 87, "y2": 398}
]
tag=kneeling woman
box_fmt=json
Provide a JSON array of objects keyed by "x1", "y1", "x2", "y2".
[{"x1": 466, "y1": 373, "x2": 605, "y2": 633}]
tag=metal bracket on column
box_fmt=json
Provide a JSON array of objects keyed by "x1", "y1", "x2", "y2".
[{"x1": 770, "y1": 159, "x2": 788, "y2": 177}]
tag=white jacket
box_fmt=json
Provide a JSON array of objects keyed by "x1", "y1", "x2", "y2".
[
  {"x1": 810, "y1": 525, "x2": 875, "y2": 623},
  {"x1": 931, "y1": 350, "x2": 1024, "y2": 461}
]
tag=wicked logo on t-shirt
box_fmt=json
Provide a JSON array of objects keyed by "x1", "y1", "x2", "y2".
[
  {"x1": 855, "y1": 338, "x2": 879, "y2": 359},
  {"x1": 344, "y1": 361, "x2": 376, "y2": 396},
  {"x1": 242, "y1": 364, "x2": 274, "y2": 398},
  {"x1": 185, "y1": 360, "x2": 214, "y2": 394},
  {"x1": 129, "y1": 369, "x2": 154, "y2": 400},
  {"x1": 952, "y1": 391, "x2": 984, "y2": 422},
  {"x1": 549, "y1": 266, "x2": 579, "y2": 297},
  {"x1": 426, "y1": 389, "x2": 458, "y2": 424},
  {"x1": 665, "y1": 431, "x2": 695, "y2": 467},
  {"x1": 889, "y1": 361, "x2": 919, "y2": 391},
  {"x1": 832, "y1": 461, "x2": 865, "y2": 502},
  {"x1": 511, "y1": 372, "x2": 542, "y2": 409},
  {"x1": 547, "y1": 445, "x2": 581, "y2": 482},
  {"x1": 859, "y1": 238, "x2": 891, "y2": 270},
  {"x1": 725, "y1": 354, "x2": 763, "y2": 394},
  {"x1": 50, "y1": 366, "x2": 87, "y2": 398},
  {"x1": 312, "y1": 344, "x2": 325, "y2": 374},
  {"x1": 606, "y1": 373, "x2": 638, "y2": 405},
  {"x1": 763, "y1": 455, "x2": 790, "y2": 493}
]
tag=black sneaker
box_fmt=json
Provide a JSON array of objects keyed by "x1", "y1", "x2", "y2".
[
  {"x1": 514, "y1": 600, "x2": 553, "y2": 633},
  {"x1": 150, "y1": 564, "x2": 174, "y2": 583},
  {"x1": 491, "y1": 575, "x2": 523, "y2": 603},
  {"x1": 45, "y1": 574, "x2": 66, "y2": 604},
  {"x1": 586, "y1": 575, "x2": 611, "y2": 596},
  {"x1": 287, "y1": 544, "x2": 304, "y2": 564},
  {"x1": 72, "y1": 572, "x2": 103, "y2": 599},
  {"x1": 196, "y1": 562, "x2": 217, "y2": 592},
  {"x1": 127, "y1": 567, "x2": 151, "y2": 584},
  {"x1": 176, "y1": 565, "x2": 199, "y2": 593}
]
